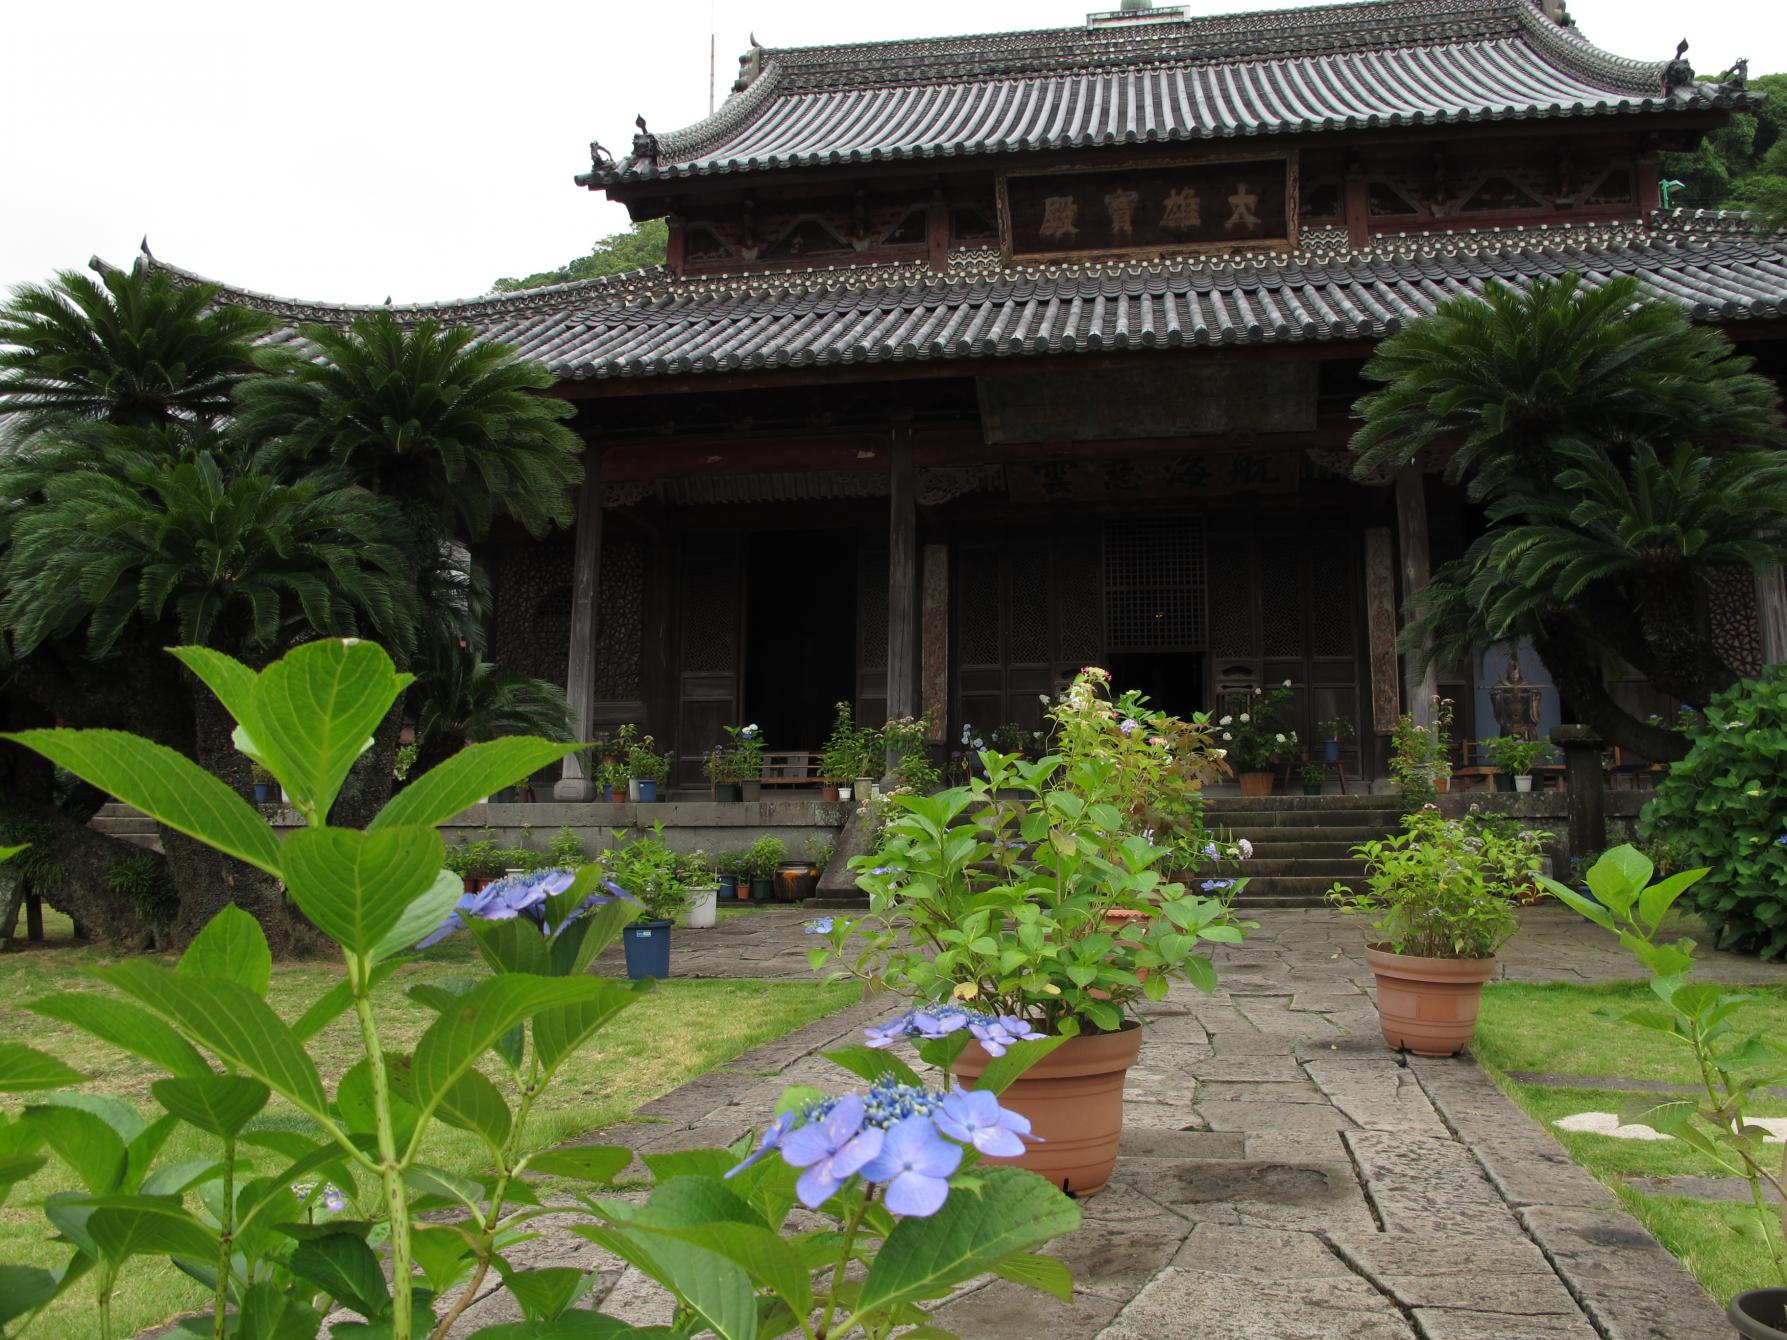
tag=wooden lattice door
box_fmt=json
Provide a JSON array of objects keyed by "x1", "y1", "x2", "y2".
[{"x1": 674, "y1": 536, "x2": 742, "y2": 787}]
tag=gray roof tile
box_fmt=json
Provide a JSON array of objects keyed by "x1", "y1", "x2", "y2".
[
  {"x1": 587, "y1": 0, "x2": 1757, "y2": 186},
  {"x1": 144, "y1": 213, "x2": 1787, "y2": 384}
]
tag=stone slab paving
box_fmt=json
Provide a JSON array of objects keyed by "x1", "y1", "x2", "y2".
[{"x1": 444, "y1": 906, "x2": 1786, "y2": 1338}]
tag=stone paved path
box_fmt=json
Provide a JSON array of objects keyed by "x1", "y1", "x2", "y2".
[{"x1": 460, "y1": 908, "x2": 1786, "y2": 1338}]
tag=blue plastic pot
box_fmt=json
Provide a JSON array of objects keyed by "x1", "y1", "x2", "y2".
[
  {"x1": 1323, "y1": 741, "x2": 1340, "y2": 762},
  {"x1": 636, "y1": 780, "x2": 659, "y2": 803},
  {"x1": 717, "y1": 874, "x2": 738, "y2": 898},
  {"x1": 622, "y1": 919, "x2": 673, "y2": 980},
  {"x1": 253, "y1": 782, "x2": 271, "y2": 805}
]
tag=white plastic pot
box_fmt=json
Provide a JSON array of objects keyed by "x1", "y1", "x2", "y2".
[
  {"x1": 1514, "y1": 774, "x2": 1534, "y2": 793},
  {"x1": 686, "y1": 885, "x2": 717, "y2": 929},
  {"x1": 838, "y1": 785, "x2": 854, "y2": 801}
]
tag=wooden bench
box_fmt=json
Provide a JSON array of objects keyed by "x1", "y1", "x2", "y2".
[
  {"x1": 1451, "y1": 740, "x2": 1500, "y2": 793},
  {"x1": 758, "y1": 750, "x2": 823, "y2": 788}
]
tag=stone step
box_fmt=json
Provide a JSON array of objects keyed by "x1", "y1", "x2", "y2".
[
  {"x1": 1204, "y1": 793, "x2": 1398, "y2": 811},
  {"x1": 1203, "y1": 859, "x2": 1367, "y2": 879},
  {"x1": 1210, "y1": 824, "x2": 1392, "y2": 845},
  {"x1": 1232, "y1": 875, "x2": 1362, "y2": 901},
  {"x1": 1235, "y1": 840, "x2": 1368, "y2": 860},
  {"x1": 1205, "y1": 808, "x2": 1404, "y2": 828},
  {"x1": 91, "y1": 815, "x2": 159, "y2": 834}
]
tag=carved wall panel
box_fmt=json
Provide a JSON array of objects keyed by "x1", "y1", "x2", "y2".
[
  {"x1": 488, "y1": 530, "x2": 575, "y2": 689},
  {"x1": 1708, "y1": 564, "x2": 1763, "y2": 679},
  {"x1": 593, "y1": 539, "x2": 644, "y2": 701}
]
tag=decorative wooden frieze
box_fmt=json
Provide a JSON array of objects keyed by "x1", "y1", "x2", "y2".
[
  {"x1": 979, "y1": 364, "x2": 1317, "y2": 443},
  {"x1": 1004, "y1": 449, "x2": 1300, "y2": 503}
]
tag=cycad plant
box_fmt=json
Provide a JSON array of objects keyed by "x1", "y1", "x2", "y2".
[{"x1": 1352, "y1": 274, "x2": 1787, "y2": 759}]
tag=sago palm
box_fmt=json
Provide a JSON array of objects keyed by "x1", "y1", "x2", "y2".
[
  {"x1": 0, "y1": 425, "x2": 418, "y2": 659},
  {"x1": 408, "y1": 617, "x2": 572, "y2": 775},
  {"x1": 239, "y1": 312, "x2": 585, "y2": 542},
  {"x1": 0, "y1": 263, "x2": 272, "y2": 440},
  {"x1": 1350, "y1": 274, "x2": 1784, "y2": 501}
]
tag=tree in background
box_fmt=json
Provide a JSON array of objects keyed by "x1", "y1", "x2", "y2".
[
  {"x1": 1659, "y1": 70, "x2": 1787, "y2": 230},
  {"x1": 491, "y1": 218, "x2": 668, "y2": 292},
  {"x1": 1351, "y1": 274, "x2": 1787, "y2": 762}
]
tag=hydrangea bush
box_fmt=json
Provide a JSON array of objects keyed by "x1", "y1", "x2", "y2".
[
  {"x1": 1639, "y1": 664, "x2": 1787, "y2": 960},
  {"x1": 0, "y1": 641, "x2": 1081, "y2": 1340}
]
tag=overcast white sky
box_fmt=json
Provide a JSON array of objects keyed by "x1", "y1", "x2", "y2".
[{"x1": 3, "y1": 0, "x2": 1782, "y2": 304}]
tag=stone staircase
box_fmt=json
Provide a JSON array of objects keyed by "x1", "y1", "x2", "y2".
[
  {"x1": 90, "y1": 803, "x2": 163, "y2": 852},
  {"x1": 1199, "y1": 794, "x2": 1403, "y2": 909}
]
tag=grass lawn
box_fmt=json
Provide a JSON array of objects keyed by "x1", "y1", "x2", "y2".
[
  {"x1": 1475, "y1": 979, "x2": 1787, "y2": 1303},
  {"x1": 1, "y1": 909, "x2": 855, "y2": 1339}
]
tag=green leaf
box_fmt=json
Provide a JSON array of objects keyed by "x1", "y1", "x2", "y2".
[
  {"x1": 409, "y1": 1223, "x2": 476, "y2": 1295},
  {"x1": 179, "y1": 903, "x2": 272, "y2": 995},
  {"x1": 288, "y1": 1230, "x2": 390, "y2": 1318},
  {"x1": 532, "y1": 979, "x2": 651, "y2": 1076},
  {"x1": 367, "y1": 870, "x2": 462, "y2": 964},
  {"x1": 547, "y1": 894, "x2": 639, "y2": 979},
  {"x1": 0, "y1": 728, "x2": 281, "y2": 876},
  {"x1": 339, "y1": 1058, "x2": 419, "y2": 1153},
  {"x1": 1537, "y1": 877, "x2": 1615, "y2": 932},
  {"x1": 251, "y1": 639, "x2": 411, "y2": 819},
  {"x1": 649, "y1": 1220, "x2": 814, "y2": 1316},
  {"x1": 0, "y1": 1042, "x2": 84, "y2": 1092},
  {"x1": 236, "y1": 1280, "x2": 327, "y2": 1340},
  {"x1": 990, "y1": 1250, "x2": 1075, "y2": 1302},
  {"x1": 429, "y1": 1066, "x2": 513, "y2": 1154},
  {"x1": 280, "y1": 825, "x2": 444, "y2": 959},
  {"x1": 629, "y1": 1230, "x2": 758, "y2": 1340},
  {"x1": 638, "y1": 1149, "x2": 745, "y2": 1184},
  {"x1": 22, "y1": 1103, "x2": 128, "y2": 1194},
  {"x1": 1585, "y1": 845, "x2": 1651, "y2": 919},
  {"x1": 150, "y1": 1075, "x2": 270, "y2": 1139},
  {"x1": 857, "y1": 1167, "x2": 1080, "y2": 1314},
  {"x1": 409, "y1": 976, "x2": 606, "y2": 1119},
  {"x1": 823, "y1": 1044, "x2": 922, "y2": 1088},
  {"x1": 525, "y1": 1146, "x2": 632, "y2": 1185},
  {"x1": 464, "y1": 1316, "x2": 670, "y2": 1339},
  {"x1": 24, "y1": 993, "x2": 211, "y2": 1078},
  {"x1": 0, "y1": 1263, "x2": 69, "y2": 1329},
  {"x1": 967, "y1": 1035, "x2": 1071, "y2": 1098},
  {"x1": 497, "y1": 1266, "x2": 595, "y2": 1322},
  {"x1": 97, "y1": 962, "x2": 328, "y2": 1118},
  {"x1": 87, "y1": 1194, "x2": 220, "y2": 1264},
  {"x1": 292, "y1": 958, "x2": 411, "y2": 1043},
  {"x1": 1637, "y1": 867, "x2": 1711, "y2": 931},
  {"x1": 372, "y1": 738, "x2": 579, "y2": 832}
]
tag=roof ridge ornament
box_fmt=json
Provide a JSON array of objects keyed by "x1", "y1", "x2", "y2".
[{"x1": 632, "y1": 115, "x2": 661, "y2": 168}]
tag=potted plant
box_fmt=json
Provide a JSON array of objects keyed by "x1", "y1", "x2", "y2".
[
  {"x1": 734, "y1": 723, "x2": 765, "y2": 801},
  {"x1": 1297, "y1": 762, "x2": 1326, "y2": 797},
  {"x1": 682, "y1": 849, "x2": 718, "y2": 929},
  {"x1": 705, "y1": 743, "x2": 743, "y2": 803},
  {"x1": 1327, "y1": 808, "x2": 1531, "y2": 1056},
  {"x1": 625, "y1": 730, "x2": 670, "y2": 803},
  {"x1": 743, "y1": 834, "x2": 785, "y2": 902},
  {"x1": 1317, "y1": 717, "x2": 1354, "y2": 763},
  {"x1": 816, "y1": 734, "x2": 1250, "y2": 1198},
  {"x1": 1388, "y1": 695, "x2": 1454, "y2": 805},
  {"x1": 820, "y1": 701, "x2": 862, "y2": 804},
  {"x1": 1486, "y1": 735, "x2": 1552, "y2": 793},
  {"x1": 597, "y1": 758, "x2": 628, "y2": 803},
  {"x1": 775, "y1": 836, "x2": 831, "y2": 903},
  {"x1": 445, "y1": 835, "x2": 506, "y2": 893},
  {"x1": 714, "y1": 850, "x2": 742, "y2": 900},
  {"x1": 250, "y1": 761, "x2": 274, "y2": 806},
  {"x1": 1216, "y1": 682, "x2": 1298, "y2": 797},
  {"x1": 601, "y1": 826, "x2": 690, "y2": 979}
]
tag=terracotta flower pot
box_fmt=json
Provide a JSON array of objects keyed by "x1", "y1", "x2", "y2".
[
  {"x1": 955, "y1": 1022, "x2": 1142, "y2": 1199},
  {"x1": 1238, "y1": 771, "x2": 1274, "y2": 797},
  {"x1": 1729, "y1": 1288, "x2": 1787, "y2": 1339},
  {"x1": 1364, "y1": 945, "x2": 1496, "y2": 1057}
]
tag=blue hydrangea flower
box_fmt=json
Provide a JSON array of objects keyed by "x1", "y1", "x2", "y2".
[
  {"x1": 1202, "y1": 878, "x2": 1235, "y2": 893},
  {"x1": 420, "y1": 868, "x2": 593, "y2": 947},
  {"x1": 780, "y1": 1094, "x2": 885, "y2": 1209},
  {"x1": 1120, "y1": 718, "x2": 1139, "y2": 735},
  {"x1": 725, "y1": 1109, "x2": 798, "y2": 1179},
  {"x1": 934, "y1": 1088, "x2": 1032, "y2": 1157},
  {"x1": 860, "y1": 1114, "x2": 961, "y2": 1216},
  {"x1": 968, "y1": 1014, "x2": 1044, "y2": 1058},
  {"x1": 804, "y1": 917, "x2": 835, "y2": 934}
]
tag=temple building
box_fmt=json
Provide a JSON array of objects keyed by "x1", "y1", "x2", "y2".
[{"x1": 150, "y1": 0, "x2": 1787, "y2": 793}]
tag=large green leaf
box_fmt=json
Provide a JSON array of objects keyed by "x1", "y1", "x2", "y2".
[
  {"x1": 524, "y1": 1146, "x2": 631, "y2": 1185},
  {"x1": 627, "y1": 1230, "x2": 758, "y2": 1340},
  {"x1": 824, "y1": 1044, "x2": 922, "y2": 1089},
  {"x1": 990, "y1": 1250, "x2": 1075, "y2": 1302},
  {"x1": 548, "y1": 895, "x2": 639, "y2": 979},
  {"x1": 22, "y1": 1103, "x2": 129, "y2": 1194},
  {"x1": 497, "y1": 1266, "x2": 596, "y2": 1323},
  {"x1": 372, "y1": 738, "x2": 580, "y2": 831},
  {"x1": 0, "y1": 1042, "x2": 84, "y2": 1092},
  {"x1": 428, "y1": 1066, "x2": 512, "y2": 1154},
  {"x1": 291, "y1": 958, "x2": 411, "y2": 1043},
  {"x1": 465, "y1": 1317, "x2": 671, "y2": 1339},
  {"x1": 856, "y1": 1167, "x2": 1080, "y2": 1314},
  {"x1": 178, "y1": 903, "x2": 272, "y2": 995},
  {"x1": 408, "y1": 976, "x2": 609, "y2": 1120},
  {"x1": 0, "y1": 1256, "x2": 90, "y2": 1330},
  {"x1": 86, "y1": 1193, "x2": 220, "y2": 1264},
  {"x1": 0, "y1": 729, "x2": 281, "y2": 876},
  {"x1": 367, "y1": 871, "x2": 461, "y2": 964},
  {"x1": 151, "y1": 1075, "x2": 270, "y2": 1139},
  {"x1": 252, "y1": 640, "x2": 410, "y2": 818},
  {"x1": 97, "y1": 962, "x2": 328, "y2": 1118},
  {"x1": 280, "y1": 825, "x2": 444, "y2": 958},
  {"x1": 288, "y1": 1230, "x2": 390, "y2": 1318},
  {"x1": 963, "y1": 1035, "x2": 1071, "y2": 1097},
  {"x1": 649, "y1": 1221, "x2": 813, "y2": 1316},
  {"x1": 235, "y1": 1280, "x2": 327, "y2": 1340},
  {"x1": 25, "y1": 993, "x2": 210, "y2": 1078},
  {"x1": 532, "y1": 979, "x2": 649, "y2": 1075}
]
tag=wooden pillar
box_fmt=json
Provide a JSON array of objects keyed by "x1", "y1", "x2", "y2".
[
  {"x1": 554, "y1": 446, "x2": 605, "y2": 801},
  {"x1": 1394, "y1": 465, "x2": 1438, "y2": 728},
  {"x1": 886, "y1": 425, "x2": 918, "y2": 773},
  {"x1": 1552, "y1": 725, "x2": 1607, "y2": 865},
  {"x1": 920, "y1": 542, "x2": 949, "y2": 742},
  {"x1": 1343, "y1": 162, "x2": 1370, "y2": 247},
  {"x1": 1758, "y1": 565, "x2": 1787, "y2": 668}
]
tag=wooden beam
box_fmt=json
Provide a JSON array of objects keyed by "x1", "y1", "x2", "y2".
[
  {"x1": 886, "y1": 425, "x2": 919, "y2": 770},
  {"x1": 1394, "y1": 465, "x2": 1438, "y2": 729},
  {"x1": 554, "y1": 447, "x2": 605, "y2": 801},
  {"x1": 1759, "y1": 565, "x2": 1787, "y2": 668}
]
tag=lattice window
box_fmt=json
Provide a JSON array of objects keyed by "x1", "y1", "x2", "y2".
[
  {"x1": 1007, "y1": 543, "x2": 1053, "y2": 664},
  {"x1": 593, "y1": 539, "x2": 645, "y2": 700},
  {"x1": 1206, "y1": 539, "x2": 1256, "y2": 659},
  {"x1": 1259, "y1": 548, "x2": 1303, "y2": 658},
  {"x1": 1054, "y1": 539, "x2": 1103, "y2": 662},
  {"x1": 1308, "y1": 541, "x2": 1354, "y2": 658},
  {"x1": 1103, "y1": 520, "x2": 1206, "y2": 652},
  {"x1": 858, "y1": 550, "x2": 888, "y2": 672},
  {"x1": 681, "y1": 563, "x2": 738, "y2": 674},
  {"x1": 1708, "y1": 564, "x2": 1763, "y2": 679},
  {"x1": 958, "y1": 549, "x2": 1003, "y2": 667}
]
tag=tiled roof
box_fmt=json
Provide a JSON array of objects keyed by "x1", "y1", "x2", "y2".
[
  {"x1": 142, "y1": 212, "x2": 1787, "y2": 384},
  {"x1": 585, "y1": 0, "x2": 1755, "y2": 186}
]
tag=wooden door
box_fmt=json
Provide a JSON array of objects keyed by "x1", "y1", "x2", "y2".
[{"x1": 674, "y1": 536, "x2": 742, "y2": 787}]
